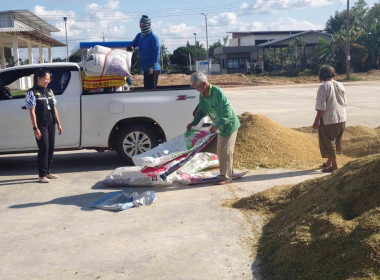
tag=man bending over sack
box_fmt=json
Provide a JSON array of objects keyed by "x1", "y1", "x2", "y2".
[{"x1": 187, "y1": 72, "x2": 240, "y2": 185}]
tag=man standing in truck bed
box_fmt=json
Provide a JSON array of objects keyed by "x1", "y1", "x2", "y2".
[{"x1": 129, "y1": 15, "x2": 160, "y2": 89}]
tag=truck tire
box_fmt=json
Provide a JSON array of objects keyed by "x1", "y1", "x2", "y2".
[{"x1": 115, "y1": 124, "x2": 159, "y2": 165}]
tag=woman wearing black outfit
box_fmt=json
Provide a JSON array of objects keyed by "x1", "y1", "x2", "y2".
[{"x1": 25, "y1": 69, "x2": 63, "y2": 183}]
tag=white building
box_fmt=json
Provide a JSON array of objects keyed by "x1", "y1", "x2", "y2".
[
  {"x1": 215, "y1": 30, "x2": 332, "y2": 74},
  {"x1": 0, "y1": 10, "x2": 66, "y2": 69}
]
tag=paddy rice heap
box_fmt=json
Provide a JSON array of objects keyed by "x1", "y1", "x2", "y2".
[
  {"x1": 341, "y1": 126, "x2": 380, "y2": 158},
  {"x1": 234, "y1": 113, "x2": 352, "y2": 169},
  {"x1": 294, "y1": 125, "x2": 380, "y2": 137},
  {"x1": 294, "y1": 125, "x2": 380, "y2": 158},
  {"x1": 233, "y1": 153, "x2": 380, "y2": 280}
]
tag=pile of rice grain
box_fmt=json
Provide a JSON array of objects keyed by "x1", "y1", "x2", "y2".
[
  {"x1": 234, "y1": 153, "x2": 380, "y2": 280},
  {"x1": 294, "y1": 125, "x2": 380, "y2": 158},
  {"x1": 234, "y1": 113, "x2": 352, "y2": 169}
]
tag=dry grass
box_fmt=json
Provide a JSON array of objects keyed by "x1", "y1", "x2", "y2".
[{"x1": 233, "y1": 154, "x2": 380, "y2": 280}]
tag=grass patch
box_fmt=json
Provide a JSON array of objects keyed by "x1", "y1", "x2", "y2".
[
  {"x1": 233, "y1": 154, "x2": 380, "y2": 280},
  {"x1": 338, "y1": 73, "x2": 363, "y2": 82},
  {"x1": 11, "y1": 90, "x2": 27, "y2": 97}
]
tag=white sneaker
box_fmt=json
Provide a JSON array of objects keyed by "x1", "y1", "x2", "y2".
[
  {"x1": 39, "y1": 177, "x2": 50, "y2": 183},
  {"x1": 46, "y1": 174, "x2": 58, "y2": 179}
]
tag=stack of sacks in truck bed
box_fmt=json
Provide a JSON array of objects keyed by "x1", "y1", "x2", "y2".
[{"x1": 82, "y1": 45, "x2": 132, "y2": 91}]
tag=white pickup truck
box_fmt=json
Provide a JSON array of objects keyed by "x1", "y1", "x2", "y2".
[{"x1": 0, "y1": 62, "x2": 200, "y2": 164}]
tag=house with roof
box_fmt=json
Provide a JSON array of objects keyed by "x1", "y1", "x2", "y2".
[
  {"x1": 0, "y1": 10, "x2": 65, "y2": 70},
  {"x1": 214, "y1": 30, "x2": 332, "y2": 74}
]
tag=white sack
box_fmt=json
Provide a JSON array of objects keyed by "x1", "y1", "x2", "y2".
[
  {"x1": 132, "y1": 129, "x2": 216, "y2": 167},
  {"x1": 83, "y1": 47, "x2": 132, "y2": 77}
]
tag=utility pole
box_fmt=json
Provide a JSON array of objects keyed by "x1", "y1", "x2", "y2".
[
  {"x1": 201, "y1": 13, "x2": 209, "y2": 74},
  {"x1": 346, "y1": 0, "x2": 350, "y2": 80},
  {"x1": 160, "y1": 41, "x2": 164, "y2": 73},
  {"x1": 63, "y1": 17, "x2": 69, "y2": 62},
  {"x1": 193, "y1": 33, "x2": 197, "y2": 71}
]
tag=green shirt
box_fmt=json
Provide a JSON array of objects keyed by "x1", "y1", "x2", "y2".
[{"x1": 192, "y1": 84, "x2": 240, "y2": 137}]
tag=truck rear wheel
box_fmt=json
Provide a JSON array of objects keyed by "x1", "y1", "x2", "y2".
[{"x1": 115, "y1": 124, "x2": 159, "y2": 165}]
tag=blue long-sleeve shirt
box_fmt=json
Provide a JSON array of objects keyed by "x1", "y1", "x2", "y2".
[{"x1": 130, "y1": 32, "x2": 160, "y2": 72}]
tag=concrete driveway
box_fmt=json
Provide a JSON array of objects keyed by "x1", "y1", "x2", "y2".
[
  {"x1": 0, "y1": 151, "x2": 327, "y2": 279},
  {"x1": 1, "y1": 81, "x2": 379, "y2": 279}
]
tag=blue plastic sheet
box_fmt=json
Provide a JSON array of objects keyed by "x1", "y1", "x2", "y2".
[{"x1": 90, "y1": 191, "x2": 155, "y2": 211}]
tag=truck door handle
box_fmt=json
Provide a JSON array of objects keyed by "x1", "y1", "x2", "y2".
[
  {"x1": 176, "y1": 95, "x2": 196, "y2": 101},
  {"x1": 21, "y1": 106, "x2": 27, "y2": 110}
]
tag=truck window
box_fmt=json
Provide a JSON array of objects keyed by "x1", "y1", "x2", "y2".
[
  {"x1": 0, "y1": 69, "x2": 71, "y2": 99},
  {"x1": 48, "y1": 71, "x2": 71, "y2": 95}
]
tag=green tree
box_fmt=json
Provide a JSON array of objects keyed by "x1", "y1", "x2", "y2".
[
  {"x1": 360, "y1": 3, "x2": 380, "y2": 69},
  {"x1": 69, "y1": 54, "x2": 81, "y2": 63},
  {"x1": 160, "y1": 43, "x2": 170, "y2": 71},
  {"x1": 293, "y1": 37, "x2": 307, "y2": 68},
  {"x1": 310, "y1": 38, "x2": 333, "y2": 73},
  {"x1": 130, "y1": 48, "x2": 141, "y2": 74},
  {"x1": 194, "y1": 41, "x2": 207, "y2": 62},
  {"x1": 53, "y1": 57, "x2": 66, "y2": 62},
  {"x1": 21, "y1": 58, "x2": 29, "y2": 65},
  {"x1": 326, "y1": 0, "x2": 367, "y2": 34},
  {"x1": 209, "y1": 40, "x2": 222, "y2": 63},
  {"x1": 170, "y1": 42, "x2": 207, "y2": 72},
  {"x1": 223, "y1": 35, "x2": 229, "y2": 46},
  {"x1": 171, "y1": 46, "x2": 191, "y2": 66},
  {"x1": 324, "y1": 0, "x2": 377, "y2": 72},
  {"x1": 6, "y1": 57, "x2": 21, "y2": 67},
  {"x1": 279, "y1": 43, "x2": 297, "y2": 74},
  {"x1": 351, "y1": 0, "x2": 368, "y2": 24},
  {"x1": 325, "y1": 10, "x2": 346, "y2": 35}
]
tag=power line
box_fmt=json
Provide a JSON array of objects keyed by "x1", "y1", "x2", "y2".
[
  {"x1": 36, "y1": 0, "x2": 331, "y2": 23},
  {"x1": 39, "y1": 1, "x2": 242, "y2": 20},
  {"x1": 39, "y1": 0, "x2": 305, "y2": 23}
]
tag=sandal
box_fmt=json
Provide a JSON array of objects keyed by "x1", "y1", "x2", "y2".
[
  {"x1": 321, "y1": 162, "x2": 331, "y2": 168},
  {"x1": 213, "y1": 180, "x2": 232, "y2": 185},
  {"x1": 321, "y1": 167, "x2": 334, "y2": 173}
]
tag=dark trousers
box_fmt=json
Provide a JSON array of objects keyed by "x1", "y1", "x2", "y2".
[
  {"x1": 36, "y1": 114, "x2": 56, "y2": 177},
  {"x1": 143, "y1": 70, "x2": 160, "y2": 89}
]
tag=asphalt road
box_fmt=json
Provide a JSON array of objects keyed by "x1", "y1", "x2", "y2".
[{"x1": 0, "y1": 81, "x2": 379, "y2": 279}]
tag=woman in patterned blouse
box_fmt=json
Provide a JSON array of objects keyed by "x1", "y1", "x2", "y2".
[
  {"x1": 25, "y1": 68, "x2": 63, "y2": 183},
  {"x1": 312, "y1": 65, "x2": 347, "y2": 173}
]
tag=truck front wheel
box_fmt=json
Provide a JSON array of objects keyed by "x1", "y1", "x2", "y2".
[{"x1": 115, "y1": 124, "x2": 159, "y2": 165}]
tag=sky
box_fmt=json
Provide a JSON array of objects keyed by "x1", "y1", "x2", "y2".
[{"x1": 2, "y1": 0, "x2": 379, "y2": 59}]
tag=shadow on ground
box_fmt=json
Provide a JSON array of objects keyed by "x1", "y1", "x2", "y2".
[
  {"x1": 241, "y1": 169, "x2": 321, "y2": 182},
  {"x1": 9, "y1": 191, "x2": 109, "y2": 211},
  {"x1": 0, "y1": 150, "x2": 123, "y2": 177}
]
